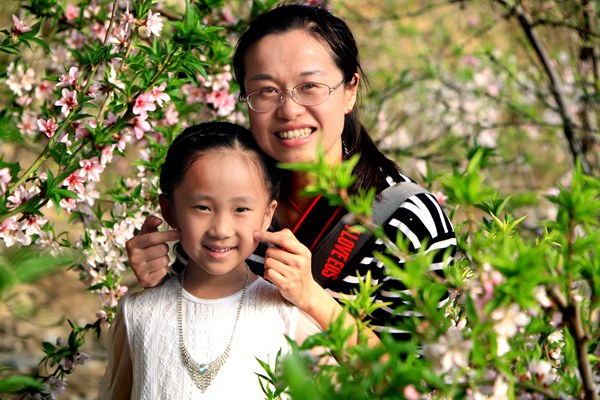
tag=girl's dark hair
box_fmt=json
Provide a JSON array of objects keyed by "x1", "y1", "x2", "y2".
[
  {"x1": 160, "y1": 121, "x2": 280, "y2": 201},
  {"x1": 233, "y1": 3, "x2": 401, "y2": 194}
]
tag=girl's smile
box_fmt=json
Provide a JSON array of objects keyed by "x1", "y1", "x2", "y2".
[{"x1": 161, "y1": 151, "x2": 276, "y2": 287}]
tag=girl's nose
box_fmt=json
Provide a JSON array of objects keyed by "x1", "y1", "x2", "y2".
[{"x1": 207, "y1": 214, "x2": 234, "y2": 239}]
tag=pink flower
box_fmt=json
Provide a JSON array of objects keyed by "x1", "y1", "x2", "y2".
[
  {"x1": 17, "y1": 112, "x2": 38, "y2": 136},
  {"x1": 86, "y1": 81, "x2": 102, "y2": 99},
  {"x1": 57, "y1": 67, "x2": 81, "y2": 88},
  {"x1": 163, "y1": 103, "x2": 179, "y2": 126},
  {"x1": 403, "y1": 385, "x2": 421, "y2": 400},
  {"x1": 46, "y1": 376, "x2": 66, "y2": 398},
  {"x1": 35, "y1": 80, "x2": 55, "y2": 102},
  {"x1": 487, "y1": 84, "x2": 500, "y2": 97},
  {"x1": 65, "y1": 4, "x2": 80, "y2": 21},
  {"x1": 0, "y1": 216, "x2": 19, "y2": 247},
  {"x1": 423, "y1": 327, "x2": 472, "y2": 373},
  {"x1": 207, "y1": 89, "x2": 236, "y2": 116},
  {"x1": 20, "y1": 214, "x2": 48, "y2": 237},
  {"x1": 16, "y1": 95, "x2": 32, "y2": 107},
  {"x1": 56, "y1": 132, "x2": 73, "y2": 148},
  {"x1": 37, "y1": 117, "x2": 59, "y2": 138},
  {"x1": 59, "y1": 197, "x2": 77, "y2": 213},
  {"x1": 72, "y1": 119, "x2": 96, "y2": 140},
  {"x1": 63, "y1": 171, "x2": 86, "y2": 194},
  {"x1": 212, "y1": 67, "x2": 233, "y2": 91},
  {"x1": 96, "y1": 309, "x2": 108, "y2": 321},
  {"x1": 55, "y1": 88, "x2": 78, "y2": 115},
  {"x1": 91, "y1": 20, "x2": 108, "y2": 42},
  {"x1": 221, "y1": 9, "x2": 237, "y2": 25},
  {"x1": 145, "y1": 10, "x2": 163, "y2": 37},
  {"x1": 100, "y1": 145, "x2": 116, "y2": 165},
  {"x1": 182, "y1": 84, "x2": 207, "y2": 104},
  {"x1": 66, "y1": 30, "x2": 86, "y2": 50},
  {"x1": 130, "y1": 115, "x2": 151, "y2": 139},
  {"x1": 6, "y1": 63, "x2": 35, "y2": 96},
  {"x1": 133, "y1": 92, "x2": 156, "y2": 117},
  {"x1": 79, "y1": 157, "x2": 104, "y2": 182},
  {"x1": 0, "y1": 168, "x2": 11, "y2": 193},
  {"x1": 150, "y1": 82, "x2": 170, "y2": 107},
  {"x1": 109, "y1": 25, "x2": 129, "y2": 49},
  {"x1": 433, "y1": 191, "x2": 448, "y2": 207},
  {"x1": 12, "y1": 15, "x2": 32, "y2": 35}
]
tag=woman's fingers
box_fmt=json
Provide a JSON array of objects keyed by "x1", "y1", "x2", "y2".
[
  {"x1": 255, "y1": 229, "x2": 310, "y2": 256},
  {"x1": 126, "y1": 215, "x2": 180, "y2": 288}
]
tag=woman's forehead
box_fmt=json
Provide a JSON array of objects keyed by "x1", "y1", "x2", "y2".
[{"x1": 244, "y1": 30, "x2": 337, "y2": 79}]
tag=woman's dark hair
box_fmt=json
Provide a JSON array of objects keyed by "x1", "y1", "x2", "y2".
[
  {"x1": 160, "y1": 121, "x2": 280, "y2": 201},
  {"x1": 233, "y1": 3, "x2": 402, "y2": 194}
]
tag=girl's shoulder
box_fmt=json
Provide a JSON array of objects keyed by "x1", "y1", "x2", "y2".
[
  {"x1": 122, "y1": 276, "x2": 178, "y2": 309},
  {"x1": 248, "y1": 277, "x2": 287, "y2": 303},
  {"x1": 247, "y1": 278, "x2": 296, "y2": 315}
]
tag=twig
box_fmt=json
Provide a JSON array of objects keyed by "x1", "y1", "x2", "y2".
[{"x1": 495, "y1": 0, "x2": 593, "y2": 175}]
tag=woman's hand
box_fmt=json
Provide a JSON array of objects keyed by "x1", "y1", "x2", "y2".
[
  {"x1": 256, "y1": 228, "x2": 382, "y2": 349},
  {"x1": 126, "y1": 215, "x2": 180, "y2": 288},
  {"x1": 254, "y1": 229, "x2": 320, "y2": 311}
]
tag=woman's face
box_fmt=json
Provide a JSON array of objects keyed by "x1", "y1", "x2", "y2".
[{"x1": 243, "y1": 29, "x2": 358, "y2": 165}]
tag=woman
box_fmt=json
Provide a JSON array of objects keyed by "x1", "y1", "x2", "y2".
[{"x1": 126, "y1": 4, "x2": 457, "y2": 341}]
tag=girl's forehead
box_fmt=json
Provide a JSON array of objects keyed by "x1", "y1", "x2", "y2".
[{"x1": 190, "y1": 150, "x2": 266, "y2": 178}]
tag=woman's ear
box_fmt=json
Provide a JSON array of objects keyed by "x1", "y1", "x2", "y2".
[
  {"x1": 159, "y1": 194, "x2": 177, "y2": 229},
  {"x1": 344, "y1": 73, "x2": 360, "y2": 113},
  {"x1": 262, "y1": 200, "x2": 278, "y2": 231}
]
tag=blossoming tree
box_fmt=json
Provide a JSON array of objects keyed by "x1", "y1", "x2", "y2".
[{"x1": 0, "y1": 0, "x2": 598, "y2": 398}]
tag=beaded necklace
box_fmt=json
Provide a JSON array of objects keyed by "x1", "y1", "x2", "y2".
[{"x1": 178, "y1": 266, "x2": 250, "y2": 392}]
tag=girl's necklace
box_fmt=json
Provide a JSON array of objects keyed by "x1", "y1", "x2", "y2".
[{"x1": 178, "y1": 266, "x2": 250, "y2": 392}]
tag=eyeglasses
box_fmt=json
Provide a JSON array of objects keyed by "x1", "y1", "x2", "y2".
[{"x1": 240, "y1": 79, "x2": 345, "y2": 113}]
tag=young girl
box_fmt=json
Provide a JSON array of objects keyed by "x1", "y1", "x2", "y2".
[{"x1": 98, "y1": 122, "x2": 321, "y2": 399}]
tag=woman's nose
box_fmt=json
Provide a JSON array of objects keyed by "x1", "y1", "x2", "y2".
[{"x1": 276, "y1": 91, "x2": 305, "y2": 120}]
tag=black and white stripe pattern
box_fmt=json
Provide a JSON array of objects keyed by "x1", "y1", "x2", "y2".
[{"x1": 324, "y1": 174, "x2": 457, "y2": 340}]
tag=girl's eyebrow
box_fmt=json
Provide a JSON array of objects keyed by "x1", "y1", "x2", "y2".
[{"x1": 189, "y1": 194, "x2": 258, "y2": 203}]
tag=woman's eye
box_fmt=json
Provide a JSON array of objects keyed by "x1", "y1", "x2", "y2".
[
  {"x1": 298, "y1": 82, "x2": 319, "y2": 92},
  {"x1": 255, "y1": 87, "x2": 278, "y2": 97}
]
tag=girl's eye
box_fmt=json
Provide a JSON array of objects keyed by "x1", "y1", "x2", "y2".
[
  {"x1": 195, "y1": 205, "x2": 210, "y2": 211},
  {"x1": 235, "y1": 207, "x2": 250, "y2": 213}
]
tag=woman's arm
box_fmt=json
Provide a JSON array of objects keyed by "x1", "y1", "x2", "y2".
[{"x1": 254, "y1": 229, "x2": 381, "y2": 349}]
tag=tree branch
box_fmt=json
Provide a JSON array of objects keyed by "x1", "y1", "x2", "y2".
[{"x1": 495, "y1": 0, "x2": 593, "y2": 176}]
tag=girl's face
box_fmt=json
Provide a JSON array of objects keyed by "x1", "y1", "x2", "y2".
[
  {"x1": 160, "y1": 151, "x2": 276, "y2": 280},
  {"x1": 243, "y1": 29, "x2": 358, "y2": 165}
]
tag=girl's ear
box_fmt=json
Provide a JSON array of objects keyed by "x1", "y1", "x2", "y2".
[
  {"x1": 262, "y1": 200, "x2": 278, "y2": 231},
  {"x1": 159, "y1": 194, "x2": 177, "y2": 228}
]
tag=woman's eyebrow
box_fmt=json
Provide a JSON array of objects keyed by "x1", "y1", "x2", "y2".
[
  {"x1": 248, "y1": 70, "x2": 323, "y2": 82},
  {"x1": 248, "y1": 73, "x2": 272, "y2": 81}
]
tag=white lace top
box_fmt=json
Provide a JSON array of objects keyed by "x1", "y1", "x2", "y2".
[{"x1": 99, "y1": 276, "x2": 320, "y2": 399}]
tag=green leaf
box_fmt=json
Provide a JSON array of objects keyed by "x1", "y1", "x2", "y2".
[{"x1": 0, "y1": 375, "x2": 44, "y2": 393}]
